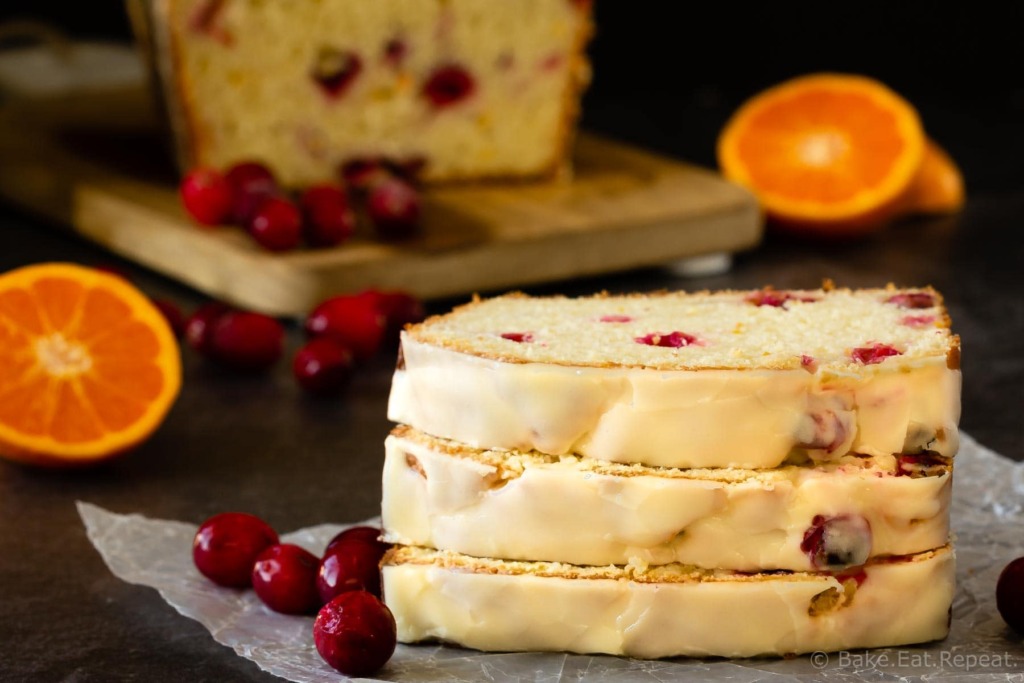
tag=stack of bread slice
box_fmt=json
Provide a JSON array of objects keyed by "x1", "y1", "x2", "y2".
[{"x1": 380, "y1": 285, "x2": 960, "y2": 658}]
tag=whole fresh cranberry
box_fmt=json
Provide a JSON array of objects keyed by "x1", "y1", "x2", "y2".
[
  {"x1": 293, "y1": 338, "x2": 355, "y2": 396},
  {"x1": 317, "y1": 538, "x2": 387, "y2": 603},
  {"x1": 997, "y1": 557, "x2": 1024, "y2": 633},
  {"x1": 801, "y1": 514, "x2": 872, "y2": 570},
  {"x1": 180, "y1": 168, "x2": 233, "y2": 226},
  {"x1": 314, "y1": 591, "x2": 396, "y2": 676},
  {"x1": 300, "y1": 184, "x2": 356, "y2": 247},
  {"x1": 225, "y1": 161, "x2": 279, "y2": 224},
  {"x1": 422, "y1": 65, "x2": 475, "y2": 107},
  {"x1": 185, "y1": 301, "x2": 233, "y2": 355},
  {"x1": 192, "y1": 512, "x2": 278, "y2": 588},
  {"x1": 252, "y1": 543, "x2": 321, "y2": 615},
  {"x1": 367, "y1": 177, "x2": 421, "y2": 240},
  {"x1": 324, "y1": 526, "x2": 388, "y2": 557},
  {"x1": 209, "y1": 310, "x2": 284, "y2": 370},
  {"x1": 359, "y1": 290, "x2": 425, "y2": 345},
  {"x1": 152, "y1": 298, "x2": 186, "y2": 338},
  {"x1": 305, "y1": 295, "x2": 386, "y2": 361},
  {"x1": 248, "y1": 197, "x2": 303, "y2": 252}
]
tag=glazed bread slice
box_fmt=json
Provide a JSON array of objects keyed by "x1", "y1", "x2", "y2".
[
  {"x1": 382, "y1": 545, "x2": 955, "y2": 658},
  {"x1": 389, "y1": 286, "x2": 961, "y2": 468},
  {"x1": 138, "y1": 0, "x2": 593, "y2": 185},
  {"x1": 382, "y1": 426, "x2": 951, "y2": 571}
]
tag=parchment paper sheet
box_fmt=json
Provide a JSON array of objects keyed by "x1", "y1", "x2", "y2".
[{"x1": 80, "y1": 433, "x2": 1024, "y2": 682}]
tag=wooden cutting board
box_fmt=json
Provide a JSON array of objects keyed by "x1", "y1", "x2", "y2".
[{"x1": 0, "y1": 86, "x2": 761, "y2": 316}]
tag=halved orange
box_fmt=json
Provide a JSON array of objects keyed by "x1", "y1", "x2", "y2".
[
  {"x1": 0, "y1": 263, "x2": 181, "y2": 466},
  {"x1": 718, "y1": 73, "x2": 927, "y2": 236},
  {"x1": 902, "y1": 138, "x2": 965, "y2": 215}
]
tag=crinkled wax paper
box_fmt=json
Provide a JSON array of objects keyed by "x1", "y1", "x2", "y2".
[{"x1": 80, "y1": 433, "x2": 1024, "y2": 682}]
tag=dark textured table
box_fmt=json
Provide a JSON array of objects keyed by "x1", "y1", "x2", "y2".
[{"x1": 1, "y1": 91, "x2": 1023, "y2": 682}]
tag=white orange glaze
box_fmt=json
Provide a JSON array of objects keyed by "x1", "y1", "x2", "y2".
[
  {"x1": 382, "y1": 545, "x2": 955, "y2": 658},
  {"x1": 382, "y1": 428, "x2": 951, "y2": 571},
  {"x1": 388, "y1": 337, "x2": 961, "y2": 469}
]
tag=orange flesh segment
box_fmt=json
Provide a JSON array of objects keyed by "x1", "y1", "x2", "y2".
[
  {"x1": 50, "y1": 381, "x2": 104, "y2": 444},
  {"x1": 30, "y1": 277, "x2": 85, "y2": 333},
  {"x1": 0, "y1": 288, "x2": 49, "y2": 335}
]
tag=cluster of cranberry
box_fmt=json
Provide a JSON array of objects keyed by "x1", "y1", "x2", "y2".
[
  {"x1": 155, "y1": 288, "x2": 422, "y2": 395},
  {"x1": 193, "y1": 512, "x2": 396, "y2": 676},
  {"x1": 179, "y1": 159, "x2": 421, "y2": 251}
]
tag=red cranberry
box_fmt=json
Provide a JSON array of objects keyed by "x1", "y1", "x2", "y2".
[
  {"x1": 192, "y1": 512, "x2": 278, "y2": 588},
  {"x1": 180, "y1": 168, "x2": 232, "y2": 226},
  {"x1": 252, "y1": 544, "x2": 321, "y2": 615},
  {"x1": 383, "y1": 38, "x2": 407, "y2": 65},
  {"x1": 340, "y1": 157, "x2": 386, "y2": 191},
  {"x1": 185, "y1": 301, "x2": 232, "y2": 355},
  {"x1": 209, "y1": 310, "x2": 284, "y2": 370},
  {"x1": 500, "y1": 332, "x2": 534, "y2": 343},
  {"x1": 886, "y1": 292, "x2": 935, "y2": 309},
  {"x1": 997, "y1": 557, "x2": 1024, "y2": 633},
  {"x1": 367, "y1": 177, "x2": 421, "y2": 240},
  {"x1": 187, "y1": 0, "x2": 232, "y2": 44},
  {"x1": 599, "y1": 315, "x2": 632, "y2": 323},
  {"x1": 225, "y1": 161, "x2": 279, "y2": 224},
  {"x1": 305, "y1": 294, "x2": 387, "y2": 361},
  {"x1": 248, "y1": 196, "x2": 303, "y2": 252},
  {"x1": 300, "y1": 184, "x2": 356, "y2": 247},
  {"x1": 324, "y1": 526, "x2": 388, "y2": 557},
  {"x1": 422, "y1": 65, "x2": 475, "y2": 107},
  {"x1": 896, "y1": 453, "x2": 948, "y2": 476},
  {"x1": 901, "y1": 314, "x2": 936, "y2": 328},
  {"x1": 312, "y1": 47, "x2": 363, "y2": 99},
  {"x1": 293, "y1": 338, "x2": 355, "y2": 396},
  {"x1": 635, "y1": 331, "x2": 700, "y2": 348},
  {"x1": 317, "y1": 539, "x2": 387, "y2": 603},
  {"x1": 313, "y1": 591, "x2": 396, "y2": 677},
  {"x1": 745, "y1": 290, "x2": 818, "y2": 307},
  {"x1": 359, "y1": 290, "x2": 425, "y2": 345},
  {"x1": 850, "y1": 342, "x2": 902, "y2": 365},
  {"x1": 800, "y1": 514, "x2": 872, "y2": 570},
  {"x1": 800, "y1": 354, "x2": 818, "y2": 372},
  {"x1": 798, "y1": 411, "x2": 848, "y2": 453},
  {"x1": 539, "y1": 53, "x2": 565, "y2": 71},
  {"x1": 152, "y1": 298, "x2": 186, "y2": 338}
]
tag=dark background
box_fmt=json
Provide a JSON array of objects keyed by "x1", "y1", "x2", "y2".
[
  {"x1": 3, "y1": 3, "x2": 1023, "y2": 192},
  {"x1": 0, "y1": 3, "x2": 1022, "y2": 682}
]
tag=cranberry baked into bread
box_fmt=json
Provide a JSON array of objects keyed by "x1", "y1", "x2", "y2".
[
  {"x1": 388, "y1": 286, "x2": 961, "y2": 469},
  {"x1": 135, "y1": 0, "x2": 594, "y2": 186}
]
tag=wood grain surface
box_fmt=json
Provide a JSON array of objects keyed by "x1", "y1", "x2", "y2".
[{"x1": 0, "y1": 87, "x2": 762, "y2": 316}]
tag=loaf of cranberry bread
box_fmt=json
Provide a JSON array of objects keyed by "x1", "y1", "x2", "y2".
[
  {"x1": 132, "y1": 0, "x2": 594, "y2": 186},
  {"x1": 382, "y1": 426, "x2": 951, "y2": 571},
  {"x1": 382, "y1": 544, "x2": 955, "y2": 657},
  {"x1": 388, "y1": 286, "x2": 961, "y2": 469}
]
